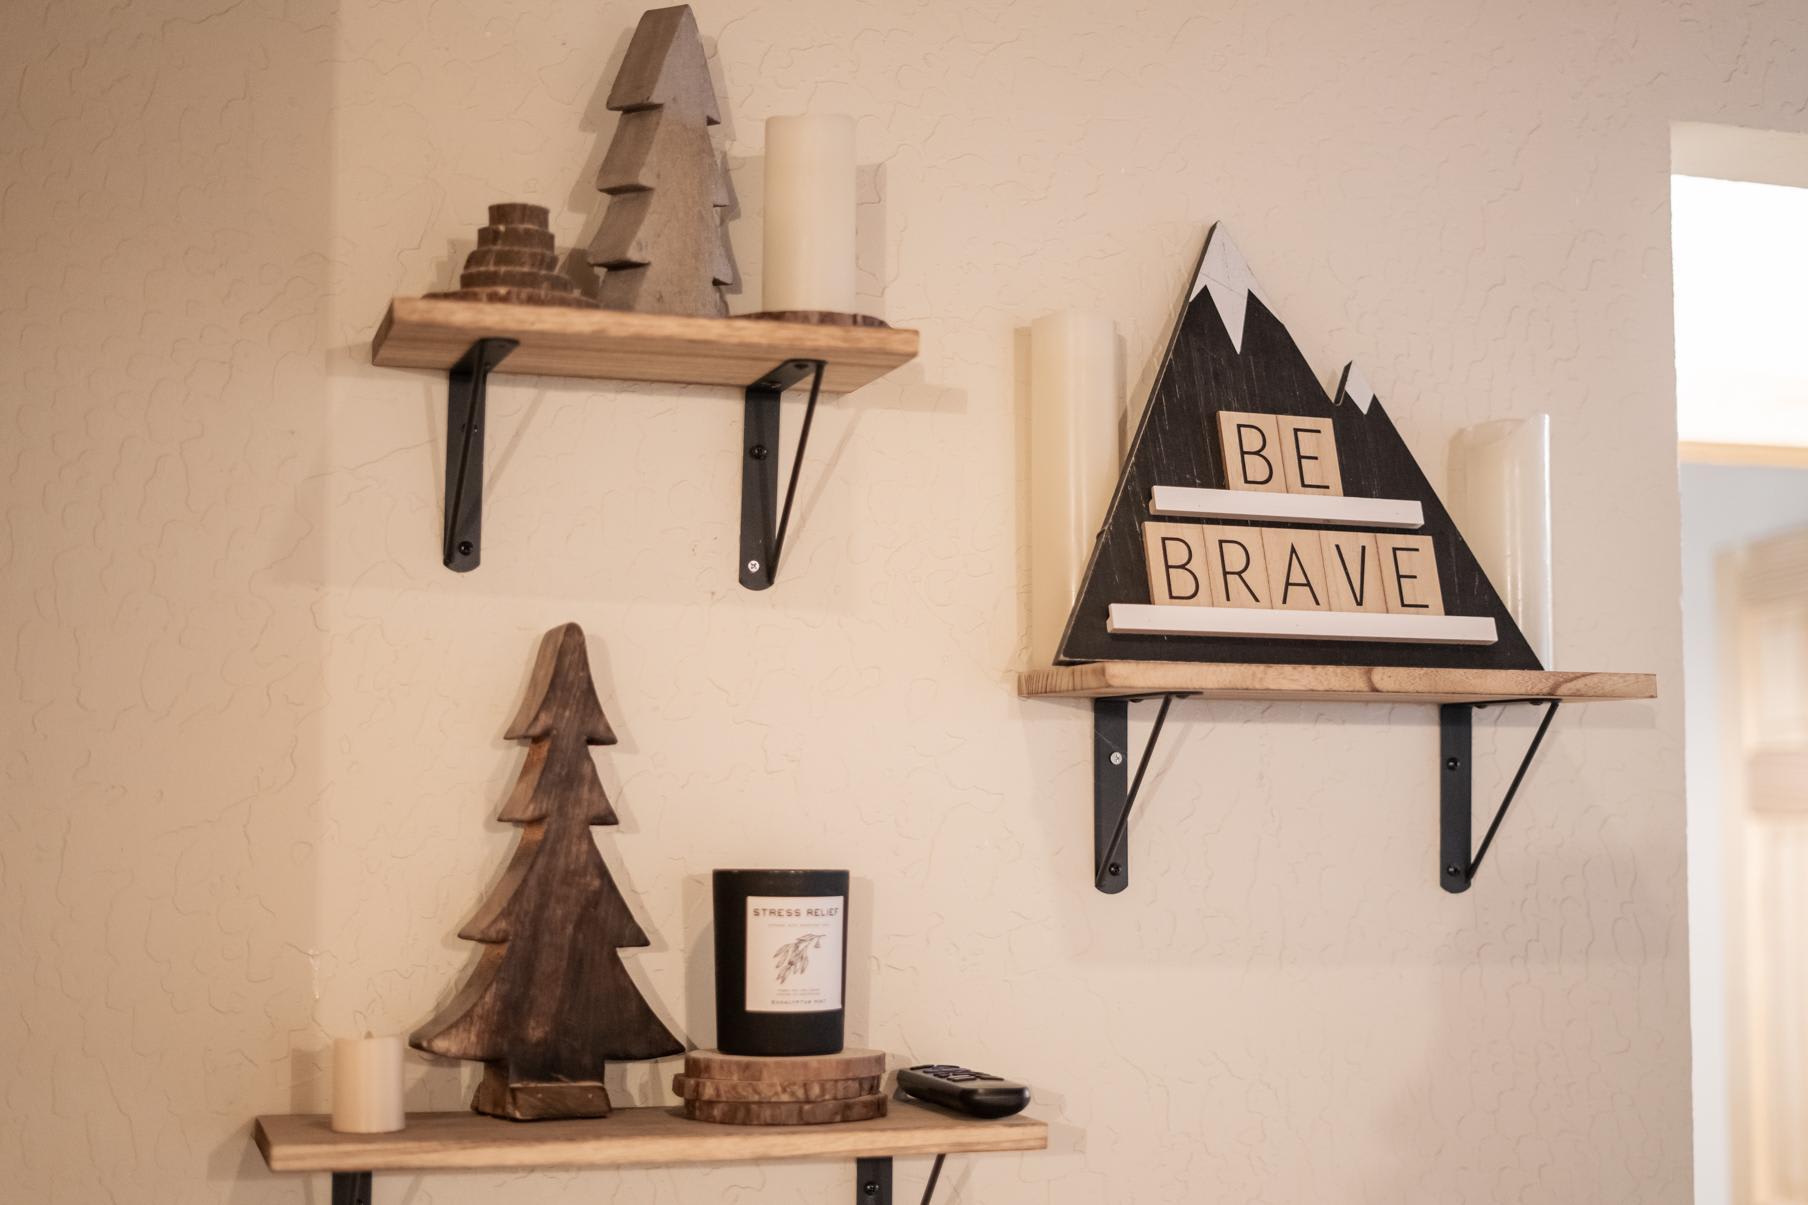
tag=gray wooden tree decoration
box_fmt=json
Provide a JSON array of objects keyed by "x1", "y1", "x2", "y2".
[
  {"x1": 411, "y1": 623, "x2": 683, "y2": 1121},
  {"x1": 588, "y1": 5, "x2": 734, "y2": 317}
]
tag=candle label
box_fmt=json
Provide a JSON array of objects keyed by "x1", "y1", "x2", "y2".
[{"x1": 744, "y1": 895, "x2": 844, "y2": 1013}]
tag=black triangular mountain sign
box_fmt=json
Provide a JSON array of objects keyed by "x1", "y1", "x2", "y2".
[{"x1": 1056, "y1": 224, "x2": 1542, "y2": 671}]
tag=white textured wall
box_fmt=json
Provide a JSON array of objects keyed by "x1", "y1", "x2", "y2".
[{"x1": 4, "y1": 2, "x2": 1806, "y2": 1202}]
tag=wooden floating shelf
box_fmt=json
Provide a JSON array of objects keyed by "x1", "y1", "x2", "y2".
[
  {"x1": 1018, "y1": 661, "x2": 1658, "y2": 704},
  {"x1": 254, "y1": 1100, "x2": 1046, "y2": 1174},
  {"x1": 372, "y1": 298, "x2": 920, "y2": 395}
]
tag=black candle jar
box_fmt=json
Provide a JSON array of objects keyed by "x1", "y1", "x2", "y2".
[{"x1": 712, "y1": 869, "x2": 849, "y2": 1056}]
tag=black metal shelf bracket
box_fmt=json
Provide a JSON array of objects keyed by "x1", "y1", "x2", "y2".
[
  {"x1": 1439, "y1": 700, "x2": 1560, "y2": 893},
  {"x1": 740, "y1": 359, "x2": 827, "y2": 590},
  {"x1": 857, "y1": 1155, "x2": 893, "y2": 1204},
  {"x1": 1093, "y1": 695, "x2": 1178, "y2": 895},
  {"x1": 442, "y1": 337, "x2": 519, "y2": 573},
  {"x1": 332, "y1": 1171, "x2": 372, "y2": 1205}
]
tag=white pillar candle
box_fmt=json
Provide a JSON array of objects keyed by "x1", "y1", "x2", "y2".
[
  {"x1": 1447, "y1": 415, "x2": 1555, "y2": 668},
  {"x1": 331, "y1": 1034, "x2": 406, "y2": 1134},
  {"x1": 762, "y1": 115, "x2": 857, "y2": 314},
  {"x1": 1029, "y1": 311, "x2": 1123, "y2": 665}
]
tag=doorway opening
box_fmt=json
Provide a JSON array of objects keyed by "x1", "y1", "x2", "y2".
[{"x1": 1675, "y1": 120, "x2": 1808, "y2": 1205}]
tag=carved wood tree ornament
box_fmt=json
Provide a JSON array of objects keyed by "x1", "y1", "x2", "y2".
[
  {"x1": 411, "y1": 623, "x2": 683, "y2": 1121},
  {"x1": 589, "y1": 5, "x2": 736, "y2": 316}
]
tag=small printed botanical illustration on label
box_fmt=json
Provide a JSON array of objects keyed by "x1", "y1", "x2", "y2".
[{"x1": 745, "y1": 895, "x2": 844, "y2": 1013}]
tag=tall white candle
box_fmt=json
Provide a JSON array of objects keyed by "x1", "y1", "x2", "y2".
[
  {"x1": 1447, "y1": 415, "x2": 1555, "y2": 668},
  {"x1": 1029, "y1": 311, "x2": 1122, "y2": 665},
  {"x1": 331, "y1": 1034, "x2": 406, "y2": 1134},
  {"x1": 762, "y1": 115, "x2": 857, "y2": 314}
]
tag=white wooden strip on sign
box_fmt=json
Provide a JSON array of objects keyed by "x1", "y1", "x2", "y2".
[
  {"x1": 1148, "y1": 486, "x2": 1423, "y2": 529},
  {"x1": 1106, "y1": 604, "x2": 1498, "y2": 645}
]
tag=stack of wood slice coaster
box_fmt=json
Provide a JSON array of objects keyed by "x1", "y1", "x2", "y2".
[
  {"x1": 426, "y1": 203, "x2": 599, "y2": 309},
  {"x1": 677, "y1": 1048, "x2": 888, "y2": 1126}
]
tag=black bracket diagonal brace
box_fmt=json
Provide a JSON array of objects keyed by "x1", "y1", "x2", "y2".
[
  {"x1": 740, "y1": 359, "x2": 827, "y2": 590},
  {"x1": 442, "y1": 337, "x2": 519, "y2": 573},
  {"x1": 1440, "y1": 700, "x2": 1560, "y2": 893},
  {"x1": 1092, "y1": 695, "x2": 1178, "y2": 894}
]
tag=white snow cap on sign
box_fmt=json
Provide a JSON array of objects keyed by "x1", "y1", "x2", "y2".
[
  {"x1": 1188, "y1": 227, "x2": 1272, "y2": 353},
  {"x1": 1337, "y1": 362, "x2": 1376, "y2": 414}
]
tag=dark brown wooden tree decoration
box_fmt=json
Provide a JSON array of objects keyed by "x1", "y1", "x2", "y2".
[
  {"x1": 588, "y1": 5, "x2": 734, "y2": 316},
  {"x1": 411, "y1": 623, "x2": 682, "y2": 1121}
]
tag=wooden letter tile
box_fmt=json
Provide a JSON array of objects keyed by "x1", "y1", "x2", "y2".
[
  {"x1": 1319, "y1": 532, "x2": 1387, "y2": 613},
  {"x1": 1142, "y1": 522, "x2": 1208, "y2": 606},
  {"x1": 1276, "y1": 416, "x2": 1343, "y2": 495},
  {"x1": 1377, "y1": 534, "x2": 1445, "y2": 614},
  {"x1": 1216, "y1": 412, "x2": 1287, "y2": 492},
  {"x1": 1200, "y1": 525, "x2": 1270, "y2": 607},
  {"x1": 1260, "y1": 528, "x2": 1328, "y2": 610}
]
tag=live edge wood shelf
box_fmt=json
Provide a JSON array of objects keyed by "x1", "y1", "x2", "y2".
[
  {"x1": 1017, "y1": 661, "x2": 1658, "y2": 896},
  {"x1": 373, "y1": 299, "x2": 919, "y2": 393},
  {"x1": 255, "y1": 1099, "x2": 1045, "y2": 1205},
  {"x1": 370, "y1": 298, "x2": 921, "y2": 582}
]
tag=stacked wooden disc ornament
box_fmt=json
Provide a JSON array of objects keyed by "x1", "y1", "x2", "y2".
[
  {"x1": 427, "y1": 203, "x2": 599, "y2": 309},
  {"x1": 676, "y1": 1048, "x2": 887, "y2": 1125}
]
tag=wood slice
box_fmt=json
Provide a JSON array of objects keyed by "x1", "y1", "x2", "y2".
[
  {"x1": 477, "y1": 226, "x2": 557, "y2": 252},
  {"x1": 672, "y1": 1074, "x2": 881, "y2": 1103},
  {"x1": 487, "y1": 202, "x2": 551, "y2": 228},
  {"x1": 461, "y1": 247, "x2": 559, "y2": 272},
  {"x1": 683, "y1": 1092, "x2": 888, "y2": 1126},
  {"x1": 744, "y1": 310, "x2": 890, "y2": 328},
  {"x1": 459, "y1": 268, "x2": 578, "y2": 292},
  {"x1": 423, "y1": 288, "x2": 600, "y2": 309},
  {"x1": 684, "y1": 1049, "x2": 886, "y2": 1083}
]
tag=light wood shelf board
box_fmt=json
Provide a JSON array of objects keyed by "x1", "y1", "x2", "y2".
[
  {"x1": 254, "y1": 1100, "x2": 1046, "y2": 1173},
  {"x1": 1018, "y1": 661, "x2": 1658, "y2": 704},
  {"x1": 372, "y1": 298, "x2": 920, "y2": 394}
]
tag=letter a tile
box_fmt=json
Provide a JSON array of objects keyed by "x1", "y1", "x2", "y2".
[{"x1": 1260, "y1": 528, "x2": 1328, "y2": 611}]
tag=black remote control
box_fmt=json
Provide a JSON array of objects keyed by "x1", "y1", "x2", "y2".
[{"x1": 899, "y1": 1064, "x2": 1030, "y2": 1119}]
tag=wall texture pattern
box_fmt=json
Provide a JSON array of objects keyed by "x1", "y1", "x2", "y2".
[{"x1": 4, "y1": 1, "x2": 1806, "y2": 1201}]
